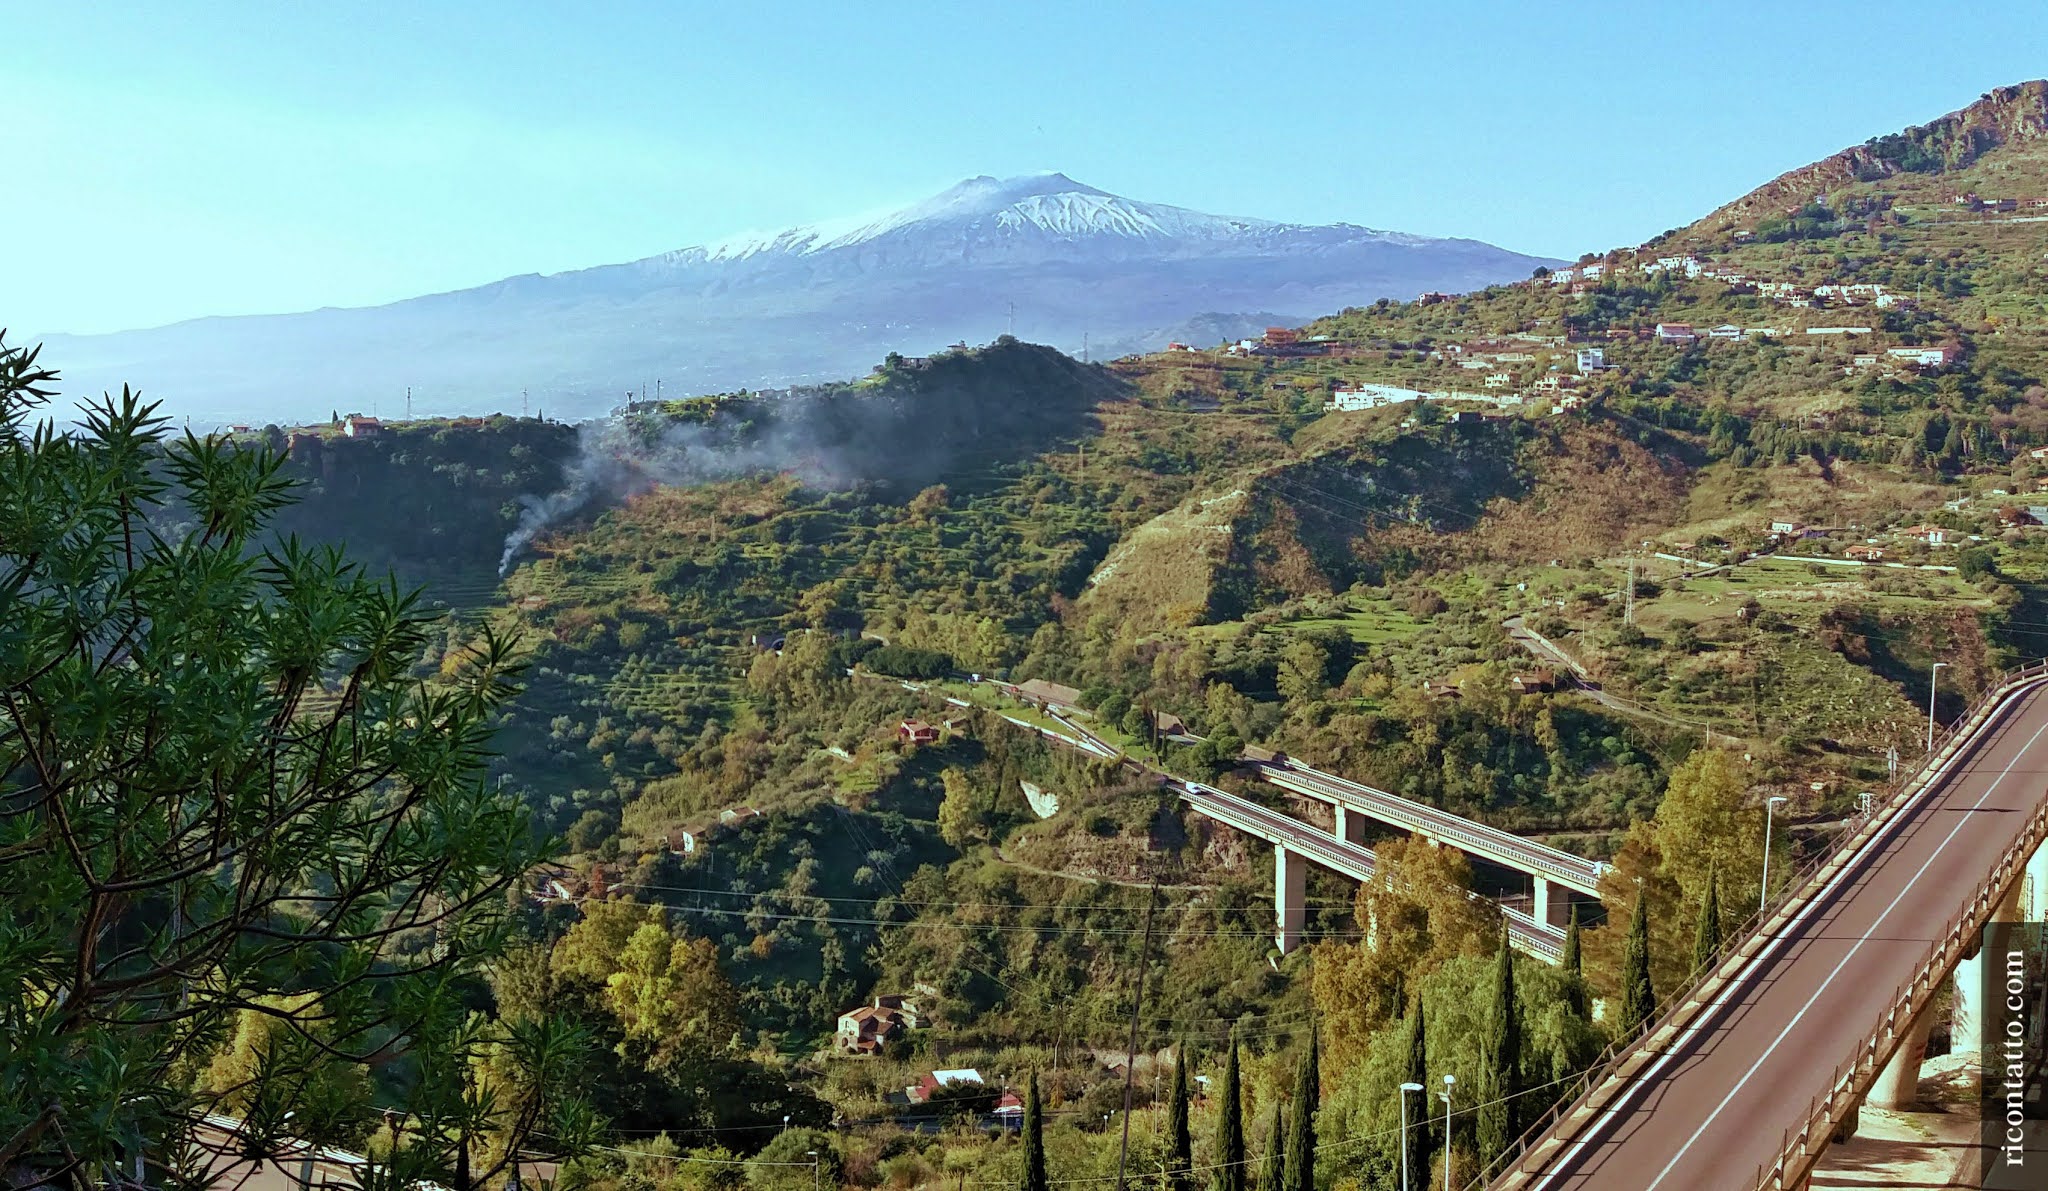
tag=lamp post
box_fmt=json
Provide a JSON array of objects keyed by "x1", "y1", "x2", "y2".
[
  {"x1": 806, "y1": 1151, "x2": 820, "y2": 1191},
  {"x1": 1440, "y1": 1075, "x2": 1456, "y2": 1191},
  {"x1": 1399, "y1": 1082, "x2": 1425, "y2": 1191},
  {"x1": 1927, "y1": 660, "x2": 1949, "y2": 753},
  {"x1": 1760, "y1": 796, "x2": 1789, "y2": 913}
]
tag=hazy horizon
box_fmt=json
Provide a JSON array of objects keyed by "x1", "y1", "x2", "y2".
[{"x1": 10, "y1": 1, "x2": 2048, "y2": 337}]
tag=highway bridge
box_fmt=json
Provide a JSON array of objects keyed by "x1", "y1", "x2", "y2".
[
  {"x1": 1487, "y1": 663, "x2": 2048, "y2": 1190},
  {"x1": 1246, "y1": 757, "x2": 1607, "y2": 928},
  {"x1": 1030, "y1": 710, "x2": 1566, "y2": 963}
]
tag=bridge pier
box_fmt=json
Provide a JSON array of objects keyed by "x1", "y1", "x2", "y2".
[
  {"x1": 2024, "y1": 838, "x2": 2048, "y2": 922},
  {"x1": 1533, "y1": 877, "x2": 1580, "y2": 929},
  {"x1": 1868, "y1": 1005, "x2": 1936, "y2": 1110},
  {"x1": 1275, "y1": 844, "x2": 1306, "y2": 955},
  {"x1": 1952, "y1": 880, "x2": 2026, "y2": 1057},
  {"x1": 1333, "y1": 805, "x2": 1368, "y2": 847}
]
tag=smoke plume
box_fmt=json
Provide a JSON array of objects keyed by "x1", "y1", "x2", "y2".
[{"x1": 495, "y1": 343, "x2": 1099, "y2": 575}]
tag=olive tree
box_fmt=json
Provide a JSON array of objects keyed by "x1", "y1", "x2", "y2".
[{"x1": 0, "y1": 338, "x2": 596, "y2": 1188}]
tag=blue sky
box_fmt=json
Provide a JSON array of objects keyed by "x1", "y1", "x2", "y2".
[{"x1": 8, "y1": 1, "x2": 2047, "y2": 335}]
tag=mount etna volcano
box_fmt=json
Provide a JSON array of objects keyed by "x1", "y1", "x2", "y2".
[{"x1": 40, "y1": 172, "x2": 1560, "y2": 425}]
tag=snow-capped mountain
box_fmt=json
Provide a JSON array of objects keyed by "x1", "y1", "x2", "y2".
[{"x1": 38, "y1": 173, "x2": 1562, "y2": 425}]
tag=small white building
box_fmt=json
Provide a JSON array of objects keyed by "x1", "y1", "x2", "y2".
[
  {"x1": 1576, "y1": 347, "x2": 1606, "y2": 373},
  {"x1": 1327, "y1": 383, "x2": 1428, "y2": 412}
]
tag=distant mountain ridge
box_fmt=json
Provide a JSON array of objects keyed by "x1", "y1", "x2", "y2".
[
  {"x1": 1698, "y1": 80, "x2": 2048, "y2": 229},
  {"x1": 37, "y1": 172, "x2": 1560, "y2": 426}
]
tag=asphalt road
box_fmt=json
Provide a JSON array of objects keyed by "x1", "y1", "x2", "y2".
[
  {"x1": 1527, "y1": 681, "x2": 2048, "y2": 1189},
  {"x1": 1252, "y1": 761, "x2": 1605, "y2": 892}
]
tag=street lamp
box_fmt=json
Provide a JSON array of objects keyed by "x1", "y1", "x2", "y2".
[
  {"x1": 1927, "y1": 661, "x2": 1949, "y2": 752},
  {"x1": 1440, "y1": 1075, "x2": 1456, "y2": 1191},
  {"x1": 1398, "y1": 1082, "x2": 1425, "y2": 1191},
  {"x1": 806, "y1": 1151, "x2": 820, "y2": 1191},
  {"x1": 1760, "y1": 796, "x2": 1789, "y2": 913}
]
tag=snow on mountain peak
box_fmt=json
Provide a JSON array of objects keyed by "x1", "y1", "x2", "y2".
[{"x1": 672, "y1": 173, "x2": 1345, "y2": 265}]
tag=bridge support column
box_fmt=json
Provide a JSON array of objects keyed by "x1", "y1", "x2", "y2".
[
  {"x1": 1868, "y1": 1005, "x2": 1936, "y2": 1110},
  {"x1": 1333, "y1": 806, "x2": 1367, "y2": 847},
  {"x1": 1954, "y1": 881, "x2": 2026, "y2": 1057},
  {"x1": 1275, "y1": 845, "x2": 1306, "y2": 955},
  {"x1": 2024, "y1": 839, "x2": 2048, "y2": 923},
  {"x1": 1533, "y1": 877, "x2": 1578, "y2": 929}
]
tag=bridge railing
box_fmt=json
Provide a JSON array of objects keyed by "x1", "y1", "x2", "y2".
[
  {"x1": 1750, "y1": 753, "x2": 2048, "y2": 1189},
  {"x1": 1262, "y1": 765, "x2": 1603, "y2": 887},
  {"x1": 1473, "y1": 658, "x2": 2048, "y2": 1189}
]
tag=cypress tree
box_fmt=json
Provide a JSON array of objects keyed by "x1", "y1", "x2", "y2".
[
  {"x1": 1022, "y1": 1070, "x2": 1047, "y2": 1191},
  {"x1": 1258, "y1": 1105, "x2": 1285, "y2": 1191},
  {"x1": 1168, "y1": 1045, "x2": 1193, "y2": 1191},
  {"x1": 1693, "y1": 868, "x2": 1723, "y2": 975},
  {"x1": 1401, "y1": 998, "x2": 1430, "y2": 1182},
  {"x1": 1476, "y1": 930, "x2": 1522, "y2": 1164},
  {"x1": 1560, "y1": 907, "x2": 1587, "y2": 1022},
  {"x1": 1215, "y1": 1033, "x2": 1245, "y2": 1191},
  {"x1": 1282, "y1": 1029, "x2": 1318, "y2": 1191},
  {"x1": 1622, "y1": 888, "x2": 1657, "y2": 1034}
]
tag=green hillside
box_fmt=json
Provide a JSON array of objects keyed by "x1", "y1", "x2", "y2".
[{"x1": 159, "y1": 81, "x2": 2048, "y2": 1190}]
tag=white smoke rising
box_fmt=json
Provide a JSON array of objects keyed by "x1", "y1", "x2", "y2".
[{"x1": 495, "y1": 387, "x2": 930, "y2": 576}]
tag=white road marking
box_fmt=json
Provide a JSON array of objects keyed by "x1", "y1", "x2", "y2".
[
  {"x1": 1528, "y1": 681, "x2": 2044, "y2": 1189},
  {"x1": 1639, "y1": 714, "x2": 2048, "y2": 1189}
]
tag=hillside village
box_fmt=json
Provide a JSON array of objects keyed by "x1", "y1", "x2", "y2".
[{"x1": 24, "y1": 74, "x2": 2048, "y2": 1191}]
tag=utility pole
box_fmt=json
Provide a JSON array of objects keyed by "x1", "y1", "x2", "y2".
[
  {"x1": 1625, "y1": 552, "x2": 1637, "y2": 626},
  {"x1": 1008, "y1": 301, "x2": 1016, "y2": 336},
  {"x1": 1114, "y1": 882, "x2": 1160, "y2": 1191},
  {"x1": 406, "y1": 386, "x2": 412, "y2": 420},
  {"x1": 522, "y1": 389, "x2": 529, "y2": 419}
]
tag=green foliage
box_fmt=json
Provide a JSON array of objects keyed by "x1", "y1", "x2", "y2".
[
  {"x1": 268, "y1": 413, "x2": 578, "y2": 580},
  {"x1": 1282, "y1": 1030, "x2": 1318, "y2": 1191},
  {"x1": 1476, "y1": 936, "x2": 1522, "y2": 1165},
  {"x1": 1167, "y1": 1046, "x2": 1193, "y2": 1191},
  {"x1": 1401, "y1": 1000, "x2": 1430, "y2": 1182},
  {"x1": 1622, "y1": 891, "x2": 1658, "y2": 1034},
  {"x1": 1257, "y1": 1099, "x2": 1285, "y2": 1191},
  {"x1": 749, "y1": 1128, "x2": 841, "y2": 1191},
  {"x1": 1214, "y1": 1035, "x2": 1245, "y2": 1191},
  {"x1": 1022, "y1": 1070, "x2": 1049, "y2": 1191},
  {"x1": 1560, "y1": 912, "x2": 1587, "y2": 1022},
  {"x1": 0, "y1": 340, "x2": 591, "y2": 1184},
  {"x1": 1693, "y1": 868, "x2": 1724, "y2": 975},
  {"x1": 864, "y1": 644, "x2": 956, "y2": 680}
]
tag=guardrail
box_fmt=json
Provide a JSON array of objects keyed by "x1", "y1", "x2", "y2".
[
  {"x1": 1751, "y1": 730, "x2": 2048, "y2": 1188},
  {"x1": 1477, "y1": 659, "x2": 2048, "y2": 1189},
  {"x1": 1258, "y1": 765, "x2": 1605, "y2": 890}
]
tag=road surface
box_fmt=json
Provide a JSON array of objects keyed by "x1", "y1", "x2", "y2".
[
  {"x1": 1249, "y1": 760, "x2": 1605, "y2": 894},
  {"x1": 1522, "y1": 680, "x2": 2048, "y2": 1189}
]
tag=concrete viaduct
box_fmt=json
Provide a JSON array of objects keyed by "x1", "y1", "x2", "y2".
[
  {"x1": 1490, "y1": 663, "x2": 2048, "y2": 1189},
  {"x1": 1243, "y1": 755, "x2": 1607, "y2": 933},
  {"x1": 1033, "y1": 709, "x2": 1571, "y2": 963}
]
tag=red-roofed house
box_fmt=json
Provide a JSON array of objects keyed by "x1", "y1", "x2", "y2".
[{"x1": 898, "y1": 719, "x2": 939, "y2": 745}]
